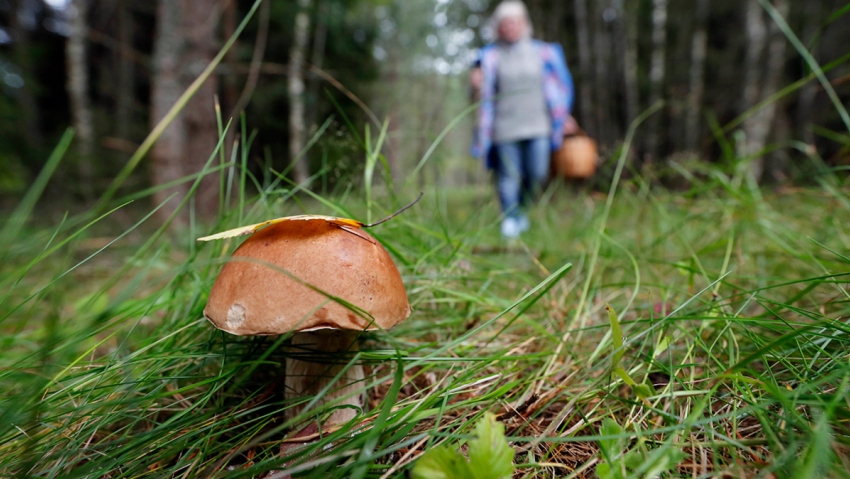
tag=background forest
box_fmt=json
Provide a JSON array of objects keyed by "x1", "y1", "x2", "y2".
[{"x1": 2, "y1": 0, "x2": 849, "y2": 211}]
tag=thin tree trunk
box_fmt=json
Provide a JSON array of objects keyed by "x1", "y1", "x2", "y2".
[
  {"x1": 304, "y1": 0, "x2": 328, "y2": 147},
  {"x1": 116, "y1": 0, "x2": 134, "y2": 140},
  {"x1": 150, "y1": 0, "x2": 220, "y2": 221},
  {"x1": 222, "y1": 0, "x2": 239, "y2": 162},
  {"x1": 646, "y1": 0, "x2": 668, "y2": 160},
  {"x1": 755, "y1": 0, "x2": 790, "y2": 181},
  {"x1": 151, "y1": 0, "x2": 186, "y2": 218},
  {"x1": 592, "y1": 0, "x2": 611, "y2": 144},
  {"x1": 10, "y1": 0, "x2": 43, "y2": 151},
  {"x1": 740, "y1": 0, "x2": 769, "y2": 178},
  {"x1": 547, "y1": 0, "x2": 564, "y2": 44},
  {"x1": 685, "y1": 0, "x2": 710, "y2": 152},
  {"x1": 615, "y1": 0, "x2": 639, "y2": 127},
  {"x1": 289, "y1": 0, "x2": 312, "y2": 185},
  {"x1": 741, "y1": 0, "x2": 767, "y2": 112},
  {"x1": 226, "y1": 0, "x2": 270, "y2": 166},
  {"x1": 67, "y1": 0, "x2": 95, "y2": 200},
  {"x1": 384, "y1": 24, "x2": 403, "y2": 182},
  {"x1": 797, "y1": 0, "x2": 820, "y2": 145},
  {"x1": 573, "y1": 0, "x2": 595, "y2": 137},
  {"x1": 182, "y1": 0, "x2": 220, "y2": 211},
  {"x1": 222, "y1": 0, "x2": 239, "y2": 112}
]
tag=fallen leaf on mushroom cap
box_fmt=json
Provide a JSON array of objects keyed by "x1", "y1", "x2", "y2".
[
  {"x1": 197, "y1": 215, "x2": 365, "y2": 242},
  {"x1": 198, "y1": 192, "x2": 424, "y2": 242}
]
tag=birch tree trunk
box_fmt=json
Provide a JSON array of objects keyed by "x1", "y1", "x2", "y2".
[
  {"x1": 685, "y1": 0, "x2": 710, "y2": 152},
  {"x1": 151, "y1": 0, "x2": 220, "y2": 221},
  {"x1": 646, "y1": 0, "x2": 668, "y2": 161},
  {"x1": 740, "y1": 0, "x2": 769, "y2": 179},
  {"x1": 754, "y1": 0, "x2": 790, "y2": 181},
  {"x1": 289, "y1": 0, "x2": 312, "y2": 185},
  {"x1": 741, "y1": 0, "x2": 767, "y2": 115},
  {"x1": 573, "y1": 0, "x2": 595, "y2": 138},
  {"x1": 67, "y1": 0, "x2": 95, "y2": 199}
]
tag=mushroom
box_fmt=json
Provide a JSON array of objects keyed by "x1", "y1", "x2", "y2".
[{"x1": 202, "y1": 217, "x2": 410, "y2": 425}]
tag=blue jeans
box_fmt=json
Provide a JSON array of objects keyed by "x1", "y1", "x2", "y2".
[{"x1": 494, "y1": 137, "x2": 550, "y2": 219}]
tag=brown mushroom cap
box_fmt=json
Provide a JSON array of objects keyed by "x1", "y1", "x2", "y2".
[{"x1": 204, "y1": 219, "x2": 410, "y2": 335}]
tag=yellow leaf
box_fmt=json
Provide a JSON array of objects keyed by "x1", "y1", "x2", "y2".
[{"x1": 197, "y1": 215, "x2": 364, "y2": 242}]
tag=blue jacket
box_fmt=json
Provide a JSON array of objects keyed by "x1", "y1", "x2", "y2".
[{"x1": 472, "y1": 40, "x2": 574, "y2": 169}]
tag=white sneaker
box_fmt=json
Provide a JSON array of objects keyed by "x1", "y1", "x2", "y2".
[
  {"x1": 501, "y1": 217, "x2": 522, "y2": 239},
  {"x1": 518, "y1": 215, "x2": 530, "y2": 232}
]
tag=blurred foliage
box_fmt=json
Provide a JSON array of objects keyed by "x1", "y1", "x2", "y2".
[
  {"x1": 0, "y1": 0, "x2": 382, "y2": 199},
  {"x1": 0, "y1": 0, "x2": 848, "y2": 204},
  {"x1": 245, "y1": 0, "x2": 381, "y2": 187}
]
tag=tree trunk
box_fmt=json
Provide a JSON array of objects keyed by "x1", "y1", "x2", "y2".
[
  {"x1": 646, "y1": 0, "x2": 668, "y2": 161},
  {"x1": 546, "y1": 0, "x2": 564, "y2": 45},
  {"x1": 685, "y1": 0, "x2": 710, "y2": 152},
  {"x1": 592, "y1": 0, "x2": 612, "y2": 143},
  {"x1": 304, "y1": 0, "x2": 328, "y2": 149},
  {"x1": 289, "y1": 0, "x2": 313, "y2": 185},
  {"x1": 151, "y1": 0, "x2": 219, "y2": 221},
  {"x1": 182, "y1": 0, "x2": 220, "y2": 212},
  {"x1": 222, "y1": 0, "x2": 239, "y2": 112},
  {"x1": 67, "y1": 0, "x2": 95, "y2": 200},
  {"x1": 151, "y1": 0, "x2": 185, "y2": 218},
  {"x1": 225, "y1": 0, "x2": 270, "y2": 172},
  {"x1": 573, "y1": 0, "x2": 595, "y2": 137},
  {"x1": 741, "y1": 0, "x2": 767, "y2": 111},
  {"x1": 10, "y1": 0, "x2": 44, "y2": 152},
  {"x1": 756, "y1": 0, "x2": 790, "y2": 181},
  {"x1": 615, "y1": 0, "x2": 639, "y2": 128},
  {"x1": 796, "y1": 0, "x2": 820, "y2": 145},
  {"x1": 116, "y1": 0, "x2": 135, "y2": 141},
  {"x1": 222, "y1": 0, "x2": 239, "y2": 163},
  {"x1": 740, "y1": 0, "x2": 769, "y2": 179}
]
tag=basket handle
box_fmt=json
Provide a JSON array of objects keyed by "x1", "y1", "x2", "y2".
[{"x1": 562, "y1": 116, "x2": 588, "y2": 138}]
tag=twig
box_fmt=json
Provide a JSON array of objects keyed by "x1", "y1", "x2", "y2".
[
  {"x1": 229, "y1": 0, "x2": 270, "y2": 118},
  {"x1": 363, "y1": 193, "x2": 423, "y2": 228}
]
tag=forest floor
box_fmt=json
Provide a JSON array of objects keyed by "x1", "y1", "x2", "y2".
[{"x1": 2, "y1": 157, "x2": 850, "y2": 478}]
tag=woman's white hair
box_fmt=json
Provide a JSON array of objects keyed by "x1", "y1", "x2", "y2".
[{"x1": 489, "y1": 1, "x2": 533, "y2": 39}]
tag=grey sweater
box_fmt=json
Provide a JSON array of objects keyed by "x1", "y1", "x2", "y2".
[{"x1": 492, "y1": 39, "x2": 552, "y2": 144}]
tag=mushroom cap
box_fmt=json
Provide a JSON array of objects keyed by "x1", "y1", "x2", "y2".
[{"x1": 204, "y1": 219, "x2": 410, "y2": 335}]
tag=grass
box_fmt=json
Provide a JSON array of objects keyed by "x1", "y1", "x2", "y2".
[
  {"x1": 2, "y1": 120, "x2": 850, "y2": 479},
  {"x1": 3, "y1": 2, "x2": 850, "y2": 475}
]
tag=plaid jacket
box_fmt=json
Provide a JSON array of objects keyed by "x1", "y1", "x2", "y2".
[{"x1": 472, "y1": 40, "x2": 574, "y2": 168}]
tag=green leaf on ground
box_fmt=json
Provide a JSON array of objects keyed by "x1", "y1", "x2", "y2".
[
  {"x1": 608, "y1": 304, "x2": 652, "y2": 406},
  {"x1": 412, "y1": 445, "x2": 473, "y2": 479},
  {"x1": 467, "y1": 413, "x2": 515, "y2": 479},
  {"x1": 412, "y1": 413, "x2": 514, "y2": 479}
]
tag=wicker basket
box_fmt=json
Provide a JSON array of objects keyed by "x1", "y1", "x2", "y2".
[{"x1": 553, "y1": 133, "x2": 598, "y2": 179}]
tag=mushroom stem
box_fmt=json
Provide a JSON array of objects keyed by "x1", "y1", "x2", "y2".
[{"x1": 284, "y1": 331, "x2": 365, "y2": 425}]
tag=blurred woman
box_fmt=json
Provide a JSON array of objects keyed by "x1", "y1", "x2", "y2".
[{"x1": 471, "y1": 1, "x2": 574, "y2": 238}]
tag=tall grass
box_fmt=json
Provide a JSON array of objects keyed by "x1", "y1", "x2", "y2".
[{"x1": 2, "y1": 117, "x2": 850, "y2": 477}]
